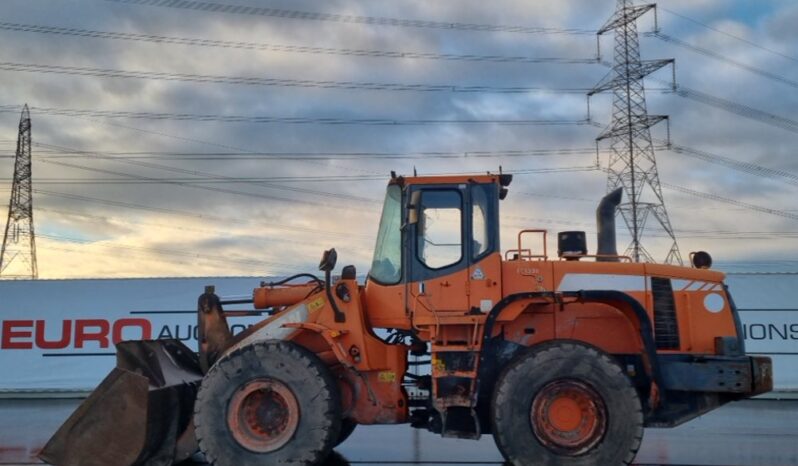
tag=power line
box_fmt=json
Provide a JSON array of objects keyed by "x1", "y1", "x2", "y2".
[
  {"x1": 35, "y1": 151, "x2": 383, "y2": 212},
  {"x1": 21, "y1": 100, "x2": 457, "y2": 226},
  {"x1": 104, "y1": 0, "x2": 595, "y2": 35},
  {"x1": 660, "y1": 7, "x2": 798, "y2": 65},
  {"x1": 667, "y1": 143, "x2": 798, "y2": 188},
  {"x1": 29, "y1": 142, "x2": 597, "y2": 234},
  {"x1": 596, "y1": 58, "x2": 798, "y2": 136},
  {"x1": 0, "y1": 61, "x2": 596, "y2": 94},
  {"x1": 27, "y1": 99, "x2": 594, "y2": 182},
  {"x1": 610, "y1": 74, "x2": 798, "y2": 135},
  {"x1": 0, "y1": 104, "x2": 590, "y2": 126},
  {"x1": 668, "y1": 83, "x2": 798, "y2": 134},
  {"x1": 32, "y1": 188, "x2": 374, "y2": 241},
  {"x1": 586, "y1": 125, "x2": 798, "y2": 191},
  {"x1": 30, "y1": 141, "x2": 411, "y2": 217},
  {"x1": 23, "y1": 161, "x2": 599, "y2": 184},
  {"x1": 0, "y1": 21, "x2": 597, "y2": 65},
  {"x1": 31, "y1": 143, "x2": 596, "y2": 222},
  {"x1": 29, "y1": 144, "x2": 607, "y2": 161},
  {"x1": 515, "y1": 191, "x2": 594, "y2": 203},
  {"x1": 673, "y1": 233, "x2": 798, "y2": 240},
  {"x1": 39, "y1": 244, "x2": 292, "y2": 276},
  {"x1": 591, "y1": 156, "x2": 798, "y2": 223},
  {"x1": 37, "y1": 232, "x2": 310, "y2": 272},
  {"x1": 25, "y1": 183, "x2": 798, "y2": 243},
  {"x1": 37, "y1": 206, "x2": 376, "y2": 249},
  {"x1": 33, "y1": 186, "x2": 798, "y2": 243},
  {"x1": 32, "y1": 185, "x2": 575, "y2": 233},
  {"x1": 36, "y1": 105, "x2": 386, "y2": 179},
  {"x1": 42, "y1": 114, "x2": 795, "y2": 228},
  {"x1": 36, "y1": 141, "x2": 380, "y2": 203},
  {"x1": 33, "y1": 137, "x2": 798, "y2": 231},
  {"x1": 663, "y1": 183, "x2": 798, "y2": 222},
  {"x1": 595, "y1": 60, "x2": 798, "y2": 136},
  {"x1": 34, "y1": 188, "x2": 224, "y2": 219},
  {"x1": 652, "y1": 32, "x2": 798, "y2": 90},
  {"x1": 4, "y1": 167, "x2": 598, "y2": 184},
  {"x1": 34, "y1": 164, "x2": 383, "y2": 185}
]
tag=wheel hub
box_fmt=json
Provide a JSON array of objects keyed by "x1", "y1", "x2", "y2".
[
  {"x1": 531, "y1": 379, "x2": 607, "y2": 456},
  {"x1": 227, "y1": 379, "x2": 300, "y2": 453}
]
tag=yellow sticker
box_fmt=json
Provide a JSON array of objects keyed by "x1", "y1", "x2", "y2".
[
  {"x1": 307, "y1": 297, "x2": 326, "y2": 313},
  {"x1": 378, "y1": 371, "x2": 397, "y2": 383},
  {"x1": 432, "y1": 357, "x2": 445, "y2": 372}
]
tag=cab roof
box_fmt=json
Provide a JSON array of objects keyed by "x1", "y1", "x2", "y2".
[{"x1": 389, "y1": 172, "x2": 512, "y2": 187}]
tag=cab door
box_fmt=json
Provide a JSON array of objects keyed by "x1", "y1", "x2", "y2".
[
  {"x1": 407, "y1": 185, "x2": 470, "y2": 314},
  {"x1": 406, "y1": 182, "x2": 502, "y2": 316}
]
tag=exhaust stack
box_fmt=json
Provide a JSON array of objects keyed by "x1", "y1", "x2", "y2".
[{"x1": 596, "y1": 188, "x2": 623, "y2": 262}]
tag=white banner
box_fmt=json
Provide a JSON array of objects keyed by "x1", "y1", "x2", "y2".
[
  {"x1": 726, "y1": 273, "x2": 798, "y2": 391},
  {"x1": 0, "y1": 277, "x2": 263, "y2": 391},
  {"x1": 1, "y1": 273, "x2": 796, "y2": 392}
]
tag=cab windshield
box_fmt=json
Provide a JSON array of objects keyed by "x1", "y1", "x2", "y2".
[{"x1": 370, "y1": 185, "x2": 402, "y2": 284}]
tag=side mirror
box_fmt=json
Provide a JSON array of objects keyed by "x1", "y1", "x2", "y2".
[
  {"x1": 319, "y1": 248, "x2": 338, "y2": 272},
  {"x1": 408, "y1": 191, "x2": 421, "y2": 225}
]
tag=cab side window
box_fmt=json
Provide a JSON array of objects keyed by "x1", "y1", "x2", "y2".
[
  {"x1": 472, "y1": 184, "x2": 490, "y2": 259},
  {"x1": 417, "y1": 190, "x2": 462, "y2": 269}
]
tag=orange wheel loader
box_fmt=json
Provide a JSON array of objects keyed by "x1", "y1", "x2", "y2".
[{"x1": 40, "y1": 173, "x2": 772, "y2": 466}]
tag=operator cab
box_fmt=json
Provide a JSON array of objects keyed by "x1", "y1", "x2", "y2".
[{"x1": 365, "y1": 173, "x2": 511, "y2": 328}]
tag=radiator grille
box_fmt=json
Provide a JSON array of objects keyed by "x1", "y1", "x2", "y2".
[{"x1": 651, "y1": 277, "x2": 680, "y2": 350}]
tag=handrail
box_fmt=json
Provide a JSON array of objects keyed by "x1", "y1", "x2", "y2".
[
  {"x1": 504, "y1": 248, "x2": 532, "y2": 260},
  {"x1": 516, "y1": 229, "x2": 548, "y2": 261},
  {"x1": 559, "y1": 254, "x2": 634, "y2": 263}
]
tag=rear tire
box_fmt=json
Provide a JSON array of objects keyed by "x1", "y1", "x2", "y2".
[
  {"x1": 195, "y1": 341, "x2": 341, "y2": 466},
  {"x1": 491, "y1": 341, "x2": 643, "y2": 466}
]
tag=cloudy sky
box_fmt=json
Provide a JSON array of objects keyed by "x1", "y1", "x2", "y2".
[{"x1": 0, "y1": 0, "x2": 797, "y2": 279}]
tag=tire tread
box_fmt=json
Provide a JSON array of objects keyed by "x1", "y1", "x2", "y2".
[
  {"x1": 491, "y1": 341, "x2": 644, "y2": 466},
  {"x1": 194, "y1": 340, "x2": 341, "y2": 466}
]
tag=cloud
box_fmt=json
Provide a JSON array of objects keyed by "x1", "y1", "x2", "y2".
[
  {"x1": 764, "y1": 3, "x2": 798, "y2": 42},
  {"x1": 0, "y1": 0, "x2": 795, "y2": 277}
]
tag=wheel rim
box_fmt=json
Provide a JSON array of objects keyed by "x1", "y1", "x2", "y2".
[
  {"x1": 530, "y1": 379, "x2": 607, "y2": 456},
  {"x1": 227, "y1": 379, "x2": 300, "y2": 453}
]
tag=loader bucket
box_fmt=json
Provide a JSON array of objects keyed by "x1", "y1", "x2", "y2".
[{"x1": 39, "y1": 339, "x2": 203, "y2": 466}]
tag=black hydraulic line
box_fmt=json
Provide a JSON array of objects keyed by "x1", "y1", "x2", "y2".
[
  {"x1": 262, "y1": 273, "x2": 323, "y2": 287},
  {"x1": 218, "y1": 298, "x2": 253, "y2": 305}
]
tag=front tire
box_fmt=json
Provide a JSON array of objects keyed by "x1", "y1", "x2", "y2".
[
  {"x1": 195, "y1": 341, "x2": 341, "y2": 466},
  {"x1": 491, "y1": 341, "x2": 643, "y2": 466}
]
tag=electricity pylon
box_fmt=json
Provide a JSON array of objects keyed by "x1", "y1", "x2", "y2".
[
  {"x1": 0, "y1": 104, "x2": 38, "y2": 279},
  {"x1": 590, "y1": 0, "x2": 682, "y2": 265}
]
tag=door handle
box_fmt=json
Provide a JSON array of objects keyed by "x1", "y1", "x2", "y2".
[{"x1": 418, "y1": 281, "x2": 426, "y2": 295}]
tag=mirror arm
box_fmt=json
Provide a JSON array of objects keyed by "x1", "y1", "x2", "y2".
[
  {"x1": 320, "y1": 248, "x2": 347, "y2": 323},
  {"x1": 324, "y1": 267, "x2": 347, "y2": 323}
]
